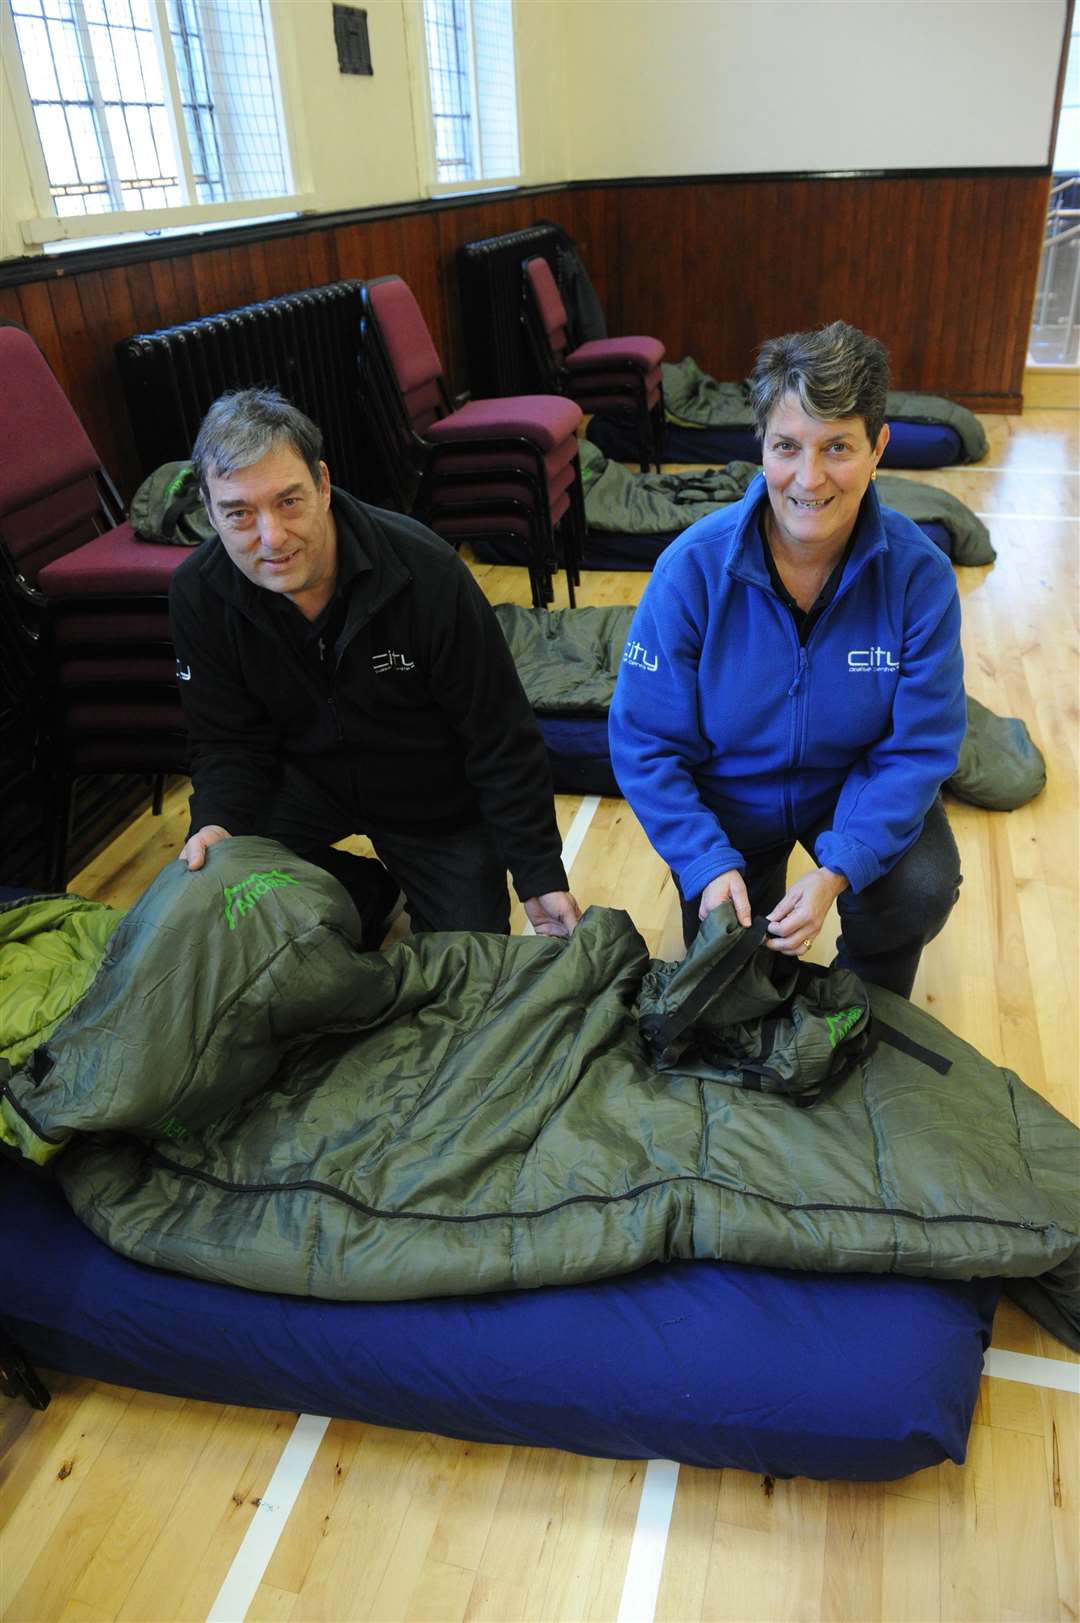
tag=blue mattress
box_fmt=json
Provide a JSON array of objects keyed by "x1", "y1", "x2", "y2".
[
  {"x1": 473, "y1": 521, "x2": 952, "y2": 575},
  {"x1": 588, "y1": 415, "x2": 965, "y2": 471},
  {"x1": 538, "y1": 715, "x2": 618, "y2": 796},
  {"x1": 0, "y1": 1159, "x2": 997, "y2": 1479}
]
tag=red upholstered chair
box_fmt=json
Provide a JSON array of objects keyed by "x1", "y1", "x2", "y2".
[
  {"x1": 359, "y1": 276, "x2": 586, "y2": 609},
  {"x1": 522, "y1": 256, "x2": 666, "y2": 473},
  {"x1": 0, "y1": 324, "x2": 189, "y2": 886}
]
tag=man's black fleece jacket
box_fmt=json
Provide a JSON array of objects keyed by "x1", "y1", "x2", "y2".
[{"x1": 169, "y1": 490, "x2": 568, "y2": 900}]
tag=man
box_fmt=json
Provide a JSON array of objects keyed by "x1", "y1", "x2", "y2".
[{"x1": 169, "y1": 388, "x2": 580, "y2": 943}]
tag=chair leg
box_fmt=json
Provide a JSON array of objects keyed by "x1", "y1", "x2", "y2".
[
  {"x1": 46, "y1": 773, "x2": 75, "y2": 893},
  {"x1": 0, "y1": 1326, "x2": 50, "y2": 1409},
  {"x1": 653, "y1": 387, "x2": 666, "y2": 474},
  {"x1": 151, "y1": 773, "x2": 165, "y2": 816}
]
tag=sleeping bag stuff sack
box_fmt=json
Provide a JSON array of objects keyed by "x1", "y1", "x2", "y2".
[{"x1": 2, "y1": 838, "x2": 1077, "y2": 1351}]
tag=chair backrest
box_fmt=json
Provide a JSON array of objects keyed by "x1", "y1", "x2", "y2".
[
  {"x1": 524, "y1": 257, "x2": 570, "y2": 364},
  {"x1": 363, "y1": 277, "x2": 446, "y2": 435},
  {"x1": 0, "y1": 325, "x2": 119, "y2": 584}
]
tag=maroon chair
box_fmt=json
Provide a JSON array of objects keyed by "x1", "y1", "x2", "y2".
[
  {"x1": 522, "y1": 256, "x2": 666, "y2": 473},
  {"x1": 359, "y1": 276, "x2": 586, "y2": 609},
  {"x1": 0, "y1": 324, "x2": 189, "y2": 887}
]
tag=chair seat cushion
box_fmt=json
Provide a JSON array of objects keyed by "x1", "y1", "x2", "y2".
[
  {"x1": 428, "y1": 396, "x2": 582, "y2": 451},
  {"x1": 59, "y1": 655, "x2": 179, "y2": 686},
  {"x1": 54, "y1": 607, "x2": 173, "y2": 645},
  {"x1": 568, "y1": 383, "x2": 662, "y2": 415},
  {"x1": 568, "y1": 364, "x2": 663, "y2": 395},
  {"x1": 433, "y1": 487, "x2": 571, "y2": 539},
  {"x1": 431, "y1": 437, "x2": 579, "y2": 482},
  {"x1": 429, "y1": 463, "x2": 576, "y2": 510},
  {"x1": 567, "y1": 336, "x2": 665, "y2": 370},
  {"x1": 37, "y1": 522, "x2": 188, "y2": 598}
]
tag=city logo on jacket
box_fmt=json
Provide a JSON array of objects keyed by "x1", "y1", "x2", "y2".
[
  {"x1": 847, "y1": 647, "x2": 899, "y2": 673},
  {"x1": 622, "y1": 639, "x2": 658, "y2": 673},
  {"x1": 372, "y1": 649, "x2": 416, "y2": 674}
]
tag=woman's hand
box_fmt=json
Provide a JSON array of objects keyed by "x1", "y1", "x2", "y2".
[
  {"x1": 765, "y1": 867, "x2": 848, "y2": 956},
  {"x1": 698, "y1": 869, "x2": 752, "y2": 928}
]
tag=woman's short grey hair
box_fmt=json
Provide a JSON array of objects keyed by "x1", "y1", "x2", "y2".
[
  {"x1": 749, "y1": 321, "x2": 890, "y2": 446},
  {"x1": 192, "y1": 388, "x2": 323, "y2": 495}
]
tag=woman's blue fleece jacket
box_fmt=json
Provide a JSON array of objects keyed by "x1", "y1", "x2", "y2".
[{"x1": 608, "y1": 474, "x2": 966, "y2": 900}]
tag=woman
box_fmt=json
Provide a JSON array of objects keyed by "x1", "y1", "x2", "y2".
[{"x1": 608, "y1": 321, "x2": 965, "y2": 998}]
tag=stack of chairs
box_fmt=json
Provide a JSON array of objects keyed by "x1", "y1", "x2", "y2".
[
  {"x1": 0, "y1": 324, "x2": 188, "y2": 888},
  {"x1": 359, "y1": 275, "x2": 586, "y2": 609},
  {"x1": 522, "y1": 255, "x2": 666, "y2": 474}
]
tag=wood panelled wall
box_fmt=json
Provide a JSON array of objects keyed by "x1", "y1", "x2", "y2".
[{"x1": 0, "y1": 170, "x2": 1048, "y2": 501}]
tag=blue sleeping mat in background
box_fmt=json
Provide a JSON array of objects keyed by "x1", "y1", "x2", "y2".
[
  {"x1": 588, "y1": 414, "x2": 965, "y2": 471},
  {"x1": 0, "y1": 1159, "x2": 997, "y2": 1479},
  {"x1": 472, "y1": 519, "x2": 952, "y2": 575},
  {"x1": 538, "y1": 716, "x2": 619, "y2": 796}
]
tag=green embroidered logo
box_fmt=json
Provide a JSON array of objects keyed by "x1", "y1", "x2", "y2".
[
  {"x1": 159, "y1": 1116, "x2": 190, "y2": 1142},
  {"x1": 224, "y1": 869, "x2": 298, "y2": 930},
  {"x1": 825, "y1": 1005, "x2": 864, "y2": 1048},
  {"x1": 165, "y1": 468, "x2": 190, "y2": 499}
]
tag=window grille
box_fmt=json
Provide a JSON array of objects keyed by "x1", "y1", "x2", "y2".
[
  {"x1": 9, "y1": 0, "x2": 291, "y2": 222},
  {"x1": 1029, "y1": 17, "x2": 1080, "y2": 366},
  {"x1": 422, "y1": 0, "x2": 519, "y2": 187}
]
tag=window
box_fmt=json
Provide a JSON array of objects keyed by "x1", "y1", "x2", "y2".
[
  {"x1": 1029, "y1": 16, "x2": 1080, "y2": 366},
  {"x1": 421, "y1": 0, "x2": 519, "y2": 189},
  {"x1": 6, "y1": 0, "x2": 299, "y2": 244}
]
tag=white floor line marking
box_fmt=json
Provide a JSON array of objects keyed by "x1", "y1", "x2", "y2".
[
  {"x1": 520, "y1": 793, "x2": 602, "y2": 937},
  {"x1": 562, "y1": 793, "x2": 603, "y2": 873},
  {"x1": 973, "y1": 511, "x2": 1079, "y2": 521},
  {"x1": 207, "y1": 1412, "x2": 330, "y2": 1623},
  {"x1": 617, "y1": 1458, "x2": 681, "y2": 1623},
  {"x1": 983, "y1": 1348, "x2": 1080, "y2": 1394}
]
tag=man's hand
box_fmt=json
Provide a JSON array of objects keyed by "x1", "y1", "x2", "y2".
[
  {"x1": 179, "y1": 824, "x2": 232, "y2": 871},
  {"x1": 698, "y1": 869, "x2": 751, "y2": 928},
  {"x1": 523, "y1": 890, "x2": 582, "y2": 938},
  {"x1": 765, "y1": 867, "x2": 848, "y2": 956}
]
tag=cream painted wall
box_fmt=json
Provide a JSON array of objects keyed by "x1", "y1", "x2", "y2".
[
  {"x1": 560, "y1": 0, "x2": 1067, "y2": 178},
  {"x1": 0, "y1": 0, "x2": 568, "y2": 262},
  {"x1": 514, "y1": 0, "x2": 570, "y2": 185},
  {"x1": 277, "y1": 0, "x2": 423, "y2": 213},
  {"x1": 0, "y1": 0, "x2": 1065, "y2": 263},
  {"x1": 1, "y1": 45, "x2": 46, "y2": 262}
]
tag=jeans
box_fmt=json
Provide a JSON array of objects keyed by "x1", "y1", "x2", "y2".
[
  {"x1": 253, "y1": 760, "x2": 511, "y2": 934},
  {"x1": 679, "y1": 796, "x2": 962, "y2": 998}
]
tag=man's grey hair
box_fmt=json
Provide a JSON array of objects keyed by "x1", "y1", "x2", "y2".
[
  {"x1": 192, "y1": 388, "x2": 324, "y2": 496},
  {"x1": 749, "y1": 321, "x2": 890, "y2": 446}
]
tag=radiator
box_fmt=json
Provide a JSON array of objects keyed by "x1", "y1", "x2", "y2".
[
  {"x1": 457, "y1": 223, "x2": 563, "y2": 399},
  {"x1": 116, "y1": 282, "x2": 381, "y2": 499}
]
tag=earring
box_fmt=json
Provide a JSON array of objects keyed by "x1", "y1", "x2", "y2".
[{"x1": 870, "y1": 469, "x2": 877, "y2": 482}]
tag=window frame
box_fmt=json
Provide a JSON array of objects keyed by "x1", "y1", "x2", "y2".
[
  {"x1": 2, "y1": 0, "x2": 312, "y2": 249},
  {"x1": 409, "y1": 0, "x2": 524, "y2": 199}
]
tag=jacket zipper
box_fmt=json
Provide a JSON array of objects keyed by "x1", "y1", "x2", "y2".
[{"x1": 753, "y1": 542, "x2": 885, "y2": 839}]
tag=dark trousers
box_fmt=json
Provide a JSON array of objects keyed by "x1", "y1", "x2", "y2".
[
  {"x1": 679, "y1": 796, "x2": 962, "y2": 998},
  {"x1": 253, "y1": 761, "x2": 511, "y2": 934}
]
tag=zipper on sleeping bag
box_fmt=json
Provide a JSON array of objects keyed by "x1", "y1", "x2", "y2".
[{"x1": 142, "y1": 1149, "x2": 1054, "y2": 1234}]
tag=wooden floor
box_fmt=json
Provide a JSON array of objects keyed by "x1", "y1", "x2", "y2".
[{"x1": 1, "y1": 408, "x2": 1077, "y2": 1622}]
